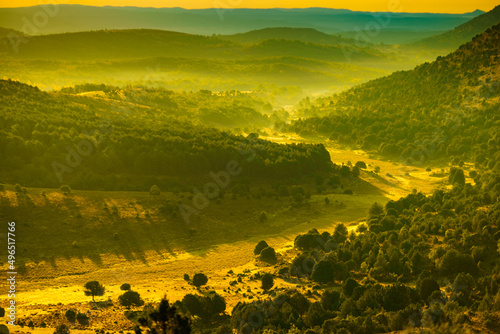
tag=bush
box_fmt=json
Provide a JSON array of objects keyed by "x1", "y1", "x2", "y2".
[
  {"x1": 261, "y1": 273, "x2": 274, "y2": 291},
  {"x1": 59, "y1": 185, "x2": 71, "y2": 195},
  {"x1": 14, "y1": 184, "x2": 22, "y2": 193},
  {"x1": 183, "y1": 274, "x2": 190, "y2": 281},
  {"x1": 259, "y1": 247, "x2": 277, "y2": 264},
  {"x1": 65, "y1": 308, "x2": 76, "y2": 322},
  {"x1": 355, "y1": 161, "x2": 367, "y2": 169},
  {"x1": 76, "y1": 312, "x2": 89, "y2": 326},
  {"x1": 120, "y1": 283, "x2": 131, "y2": 291},
  {"x1": 119, "y1": 290, "x2": 144, "y2": 307},
  {"x1": 149, "y1": 185, "x2": 161, "y2": 196},
  {"x1": 53, "y1": 324, "x2": 71, "y2": 334},
  {"x1": 254, "y1": 240, "x2": 269, "y2": 255},
  {"x1": 193, "y1": 273, "x2": 208, "y2": 287}
]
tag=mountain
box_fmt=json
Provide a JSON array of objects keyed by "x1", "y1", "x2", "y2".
[
  {"x1": 412, "y1": 5, "x2": 500, "y2": 50},
  {"x1": 220, "y1": 27, "x2": 362, "y2": 46},
  {"x1": 0, "y1": 5, "x2": 483, "y2": 44},
  {"x1": 289, "y1": 23, "x2": 500, "y2": 167}
]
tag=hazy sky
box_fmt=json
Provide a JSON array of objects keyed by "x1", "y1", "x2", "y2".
[{"x1": 1, "y1": 1, "x2": 498, "y2": 13}]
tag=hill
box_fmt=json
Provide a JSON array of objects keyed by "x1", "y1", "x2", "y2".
[
  {"x1": 220, "y1": 27, "x2": 363, "y2": 46},
  {"x1": 0, "y1": 29, "x2": 240, "y2": 60},
  {"x1": 0, "y1": 5, "x2": 483, "y2": 44},
  {"x1": 288, "y1": 23, "x2": 500, "y2": 168},
  {"x1": 412, "y1": 5, "x2": 500, "y2": 50},
  {"x1": 0, "y1": 79, "x2": 335, "y2": 191}
]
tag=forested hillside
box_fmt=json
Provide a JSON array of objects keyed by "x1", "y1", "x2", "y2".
[
  {"x1": 0, "y1": 80, "x2": 333, "y2": 190},
  {"x1": 413, "y1": 5, "x2": 500, "y2": 50},
  {"x1": 288, "y1": 23, "x2": 500, "y2": 168}
]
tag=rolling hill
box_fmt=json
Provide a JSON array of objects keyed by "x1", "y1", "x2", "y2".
[
  {"x1": 412, "y1": 5, "x2": 500, "y2": 50},
  {"x1": 220, "y1": 27, "x2": 364, "y2": 46},
  {"x1": 289, "y1": 23, "x2": 500, "y2": 167}
]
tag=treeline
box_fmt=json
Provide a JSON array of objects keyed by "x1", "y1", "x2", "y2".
[
  {"x1": 287, "y1": 24, "x2": 500, "y2": 168},
  {"x1": 0, "y1": 79, "x2": 332, "y2": 191}
]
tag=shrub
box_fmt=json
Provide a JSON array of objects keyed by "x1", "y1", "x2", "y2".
[
  {"x1": 59, "y1": 185, "x2": 71, "y2": 195},
  {"x1": 261, "y1": 273, "x2": 274, "y2": 291},
  {"x1": 355, "y1": 161, "x2": 367, "y2": 169},
  {"x1": 120, "y1": 283, "x2": 131, "y2": 291},
  {"x1": 119, "y1": 290, "x2": 144, "y2": 307},
  {"x1": 254, "y1": 240, "x2": 269, "y2": 255},
  {"x1": 183, "y1": 274, "x2": 190, "y2": 281},
  {"x1": 193, "y1": 273, "x2": 208, "y2": 287},
  {"x1": 65, "y1": 308, "x2": 76, "y2": 322},
  {"x1": 14, "y1": 184, "x2": 22, "y2": 193},
  {"x1": 53, "y1": 324, "x2": 71, "y2": 334},
  {"x1": 149, "y1": 185, "x2": 161, "y2": 196},
  {"x1": 259, "y1": 211, "x2": 268, "y2": 223},
  {"x1": 76, "y1": 312, "x2": 89, "y2": 326},
  {"x1": 259, "y1": 247, "x2": 277, "y2": 264}
]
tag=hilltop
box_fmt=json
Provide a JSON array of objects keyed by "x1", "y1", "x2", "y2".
[
  {"x1": 412, "y1": 5, "x2": 500, "y2": 50},
  {"x1": 220, "y1": 27, "x2": 364, "y2": 46}
]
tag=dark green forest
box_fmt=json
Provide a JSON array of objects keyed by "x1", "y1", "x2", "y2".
[{"x1": 0, "y1": 79, "x2": 332, "y2": 191}]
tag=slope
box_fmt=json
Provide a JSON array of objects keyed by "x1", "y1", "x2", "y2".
[
  {"x1": 289, "y1": 23, "x2": 500, "y2": 168},
  {"x1": 412, "y1": 5, "x2": 500, "y2": 50}
]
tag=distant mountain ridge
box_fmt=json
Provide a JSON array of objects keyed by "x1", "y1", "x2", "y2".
[
  {"x1": 0, "y1": 5, "x2": 484, "y2": 44},
  {"x1": 412, "y1": 5, "x2": 500, "y2": 49}
]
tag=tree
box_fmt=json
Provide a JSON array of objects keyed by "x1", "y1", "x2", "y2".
[
  {"x1": 53, "y1": 324, "x2": 70, "y2": 334},
  {"x1": 84, "y1": 281, "x2": 105, "y2": 302},
  {"x1": 369, "y1": 202, "x2": 384, "y2": 216},
  {"x1": 333, "y1": 223, "x2": 348, "y2": 243},
  {"x1": 120, "y1": 283, "x2": 131, "y2": 291},
  {"x1": 119, "y1": 290, "x2": 145, "y2": 307},
  {"x1": 137, "y1": 298, "x2": 191, "y2": 334},
  {"x1": 312, "y1": 260, "x2": 334, "y2": 283},
  {"x1": 259, "y1": 246, "x2": 277, "y2": 264},
  {"x1": 261, "y1": 273, "x2": 274, "y2": 291},
  {"x1": 149, "y1": 185, "x2": 161, "y2": 196},
  {"x1": 343, "y1": 278, "x2": 359, "y2": 297},
  {"x1": 254, "y1": 240, "x2": 269, "y2": 255},
  {"x1": 182, "y1": 294, "x2": 204, "y2": 317},
  {"x1": 192, "y1": 273, "x2": 208, "y2": 288},
  {"x1": 418, "y1": 277, "x2": 440, "y2": 302},
  {"x1": 65, "y1": 309, "x2": 76, "y2": 322}
]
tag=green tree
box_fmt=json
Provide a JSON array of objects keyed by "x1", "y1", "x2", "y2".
[
  {"x1": 84, "y1": 281, "x2": 105, "y2": 302},
  {"x1": 119, "y1": 290, "x2": 144, "y2": 307},
  {"x1": 312, "y1": 260, "x2": 334, "y2": 283},
  {"x1": 192, "y1": 273, "x2": 208, "y2": 288},
  {"x1": 261, "y1": 273, "x2": 274, "y2": 291}
]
